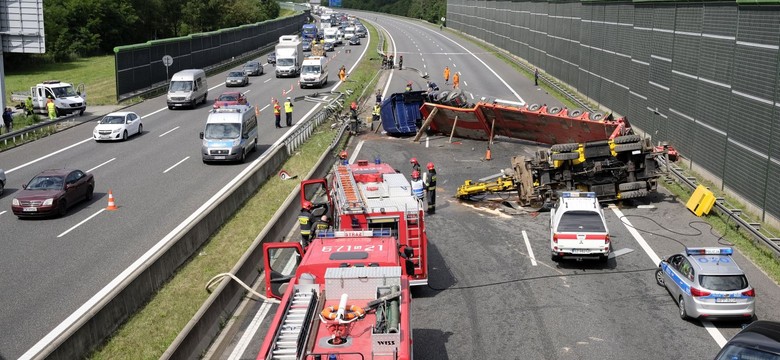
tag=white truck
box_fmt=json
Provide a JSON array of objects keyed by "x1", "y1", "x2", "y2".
[
  {"x1": 344, "y1": 26, "x2": 356, "y2": 40},
  {"x1": 11, "y1": 81, "x2": 87, "y2": 116},
  {"x1": 275, "y1": 35, "x2": 303, "y2": 78},
  {"x1": 300, "y1": 56, "x2": 328, "y2": 88},
  {"x1": 323, "y1": 27, "x2": 339, "y2": 46}
]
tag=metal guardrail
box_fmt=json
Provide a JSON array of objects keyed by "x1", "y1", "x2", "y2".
[
  {"x1": 660, "y1": 157, "x2": 780, "y2": 258},
  {"x1": 0, "y1": 113, "x2": 78, "y2": 146}
]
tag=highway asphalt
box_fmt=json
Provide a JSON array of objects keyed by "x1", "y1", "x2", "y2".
[
  {"x1": 208, "y1": 12, "x2": 780, "y2": 360},
  {"x1": 0, "y1": 29, "x2": 371, "y2": 359}
]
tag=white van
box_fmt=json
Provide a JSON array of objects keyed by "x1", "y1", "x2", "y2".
[
  {"x1": 344, "y1": 26, "x2": 356, "y2": 40},
  {"x1": 167, "y1": 69, "x2": 208, "y2": 109},
  {"x1": 300, "y1": 56, "x2": 328, "y2": 88},
  {"x1": 199, "y1": 105, "x2": 258, "y2": 163}
]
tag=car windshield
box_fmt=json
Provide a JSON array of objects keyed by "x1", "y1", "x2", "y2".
[
  {"x1": 700, "y1": 275, "x2": 749, "y2": 291},
  {"x1": 716, "y1": 344, "x2": 780, "y2": 360},
  {"x1": 204, "y1": 123, "x2": 241, "y2": 139},
  {"x1": 302, "y1": 65, "x2": 320, "y2": 74},
  {"x1": 218, "y1": 94, "x2": 238, "y2": 102},
  {"x1": 52, "y1": 86, "x2": 77, "y2": 98},
  {"x1": 27, "y1": 175, "x2": 64, "y2": 190},
  {"x1": 100, "y1": 115, "x2": 125, "y2": 124},
  {"x1": 277, "y1": 58, "x2": 294, "y2": 67},
  {"x1": 556, "y1": 210, "x2": 606, "y2": 232},
  {"x1": 228, "y1": 71, "x2": 244, "y2": 77},
  {"x1": 244, "y1": 63, "x2": 258, "y2": 70},
  {"x1": 170, "y1": 80, "x2": 193, "y2": 92}
]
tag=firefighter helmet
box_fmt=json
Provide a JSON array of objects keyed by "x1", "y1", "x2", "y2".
[
  {"x1": 412, "y1": 170, "x2": 420, "y2": 179},
  {"x1": 427, "y1": 162, "x2": 435, "y2": 170},
  {"x1": 350, "y1": 101, "x2": 357, "y2": 110},
  {"x1": 339, "y1": 150, "x2": 348, "y2": 159},
  {"x1": 302, "y1": 201, "x2": 313, "y2": 210},
  {"x1": 410, "y1": 157, "x2": 418, "y2": 165}
]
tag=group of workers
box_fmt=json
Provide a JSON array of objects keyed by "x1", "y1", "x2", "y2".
[
  {"x1": 403, "y1": 66, "x2": 460, "y2": 94},
  {"x1": 272, "y1": 97, "x2": 295, "y2": 128},
  {"x1": 409, "y1": 157, "x2": 437, "y2": 215}
]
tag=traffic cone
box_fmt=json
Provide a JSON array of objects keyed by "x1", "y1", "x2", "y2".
[
  {"x1": 106, "y1": 189, "x2": 118, "y2": 211},
  {"x1": 485, "y1": 147, "x2": 492, "y2": 161}
]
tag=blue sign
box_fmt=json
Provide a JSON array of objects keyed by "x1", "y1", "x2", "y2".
[{"x1": 330, "y1": 0, "x2": 341, "y2": 7}]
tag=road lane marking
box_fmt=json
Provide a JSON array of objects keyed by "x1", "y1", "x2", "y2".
[
  {"x1": 609, "y1": 248, "x2": 634, "y2": 258},
  {"x1": 470, "y1": 93, "x2": 474, "y2": 99},
  {"x1": 350, "y1": 140, "x2": 365, "y2": 164},
  {"x1": 0, "y1": 210, "x2": 6, "y2": 216},
  {"x1": 164, "y1": 156, "x2": 190, "y2": 173},
  {"x1": 159, "y1": 126, "x2": 180, "y2": 137},
  {"x1": 58, "y1": 208, "x2": 106, "y2": 238},
  {"x1": 7, "y1": 138, "x2": 93, "y2": 174},
  {"x1": 453, "y1": 63, "x2": 457, "y2": 67},
  {"x1": 373, "y1": 21, "x2": 397, "y2": 100},
  {"x1": 264, "y1": 78, "x2": 272, "y2": 83},
  {"x1": 610, "y1": 204, "x2": 727, "y2": 348},
  {"x1": 464, "y1": 81, "x2": 468, "y2": 86},
  {"x1": 259, "y1": 104, "x2": 270, "y2": 112},
  {"x1": 86, "y1": 158, "x2": 116, "y2": 173},
  {"x1": 141, "y1": 107, "x2": 166, "y2": 119},
  {"x1": 522, "y1": 230, "x2": 537, "y2": 266}
]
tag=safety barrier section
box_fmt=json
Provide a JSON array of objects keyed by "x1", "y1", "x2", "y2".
[{"x1": 686, "y1": 185, "x2": 716, "y2": 217}]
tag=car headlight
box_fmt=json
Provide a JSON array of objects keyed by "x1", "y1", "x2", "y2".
[
  {"x1": 112, "y1": 128, "x2": 121, "y2": 133},
  {"x1": 12, "y1": 198, "x2": 19, "y2": 206},
  {"x1": 233, "y1": 139, "x2": 241, "y2": 147},
  {"x1": 43, "y1": 198, "x2": 53, "y2": 206}
]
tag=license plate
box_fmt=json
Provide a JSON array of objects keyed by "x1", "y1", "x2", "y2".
[
  {"x1": 23, "y1": 207, "x2": 37, "y2": 212},
  {"x1": 214, "y1": 156, "x2": 226, "y2": 160},
  {"x1": 716, "y1": 298, "x2": 737, "y2": 303},
  {"x1": 100, "y1": 135, "x2": 111, "y2": 139},
  {"x1": 571, "y1": 249, "x2": 591, "y2": 254}
]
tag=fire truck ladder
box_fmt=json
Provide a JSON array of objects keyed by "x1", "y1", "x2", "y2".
[
  {"x1": 405, "y1": 211, "x2": 424, "y2": 276},
  {"x1": 269, "y1": 287, "x2": 318, "y2": 360},
  {"x1": 334, "y1": 165, "x2": 366, "y2": 214}
]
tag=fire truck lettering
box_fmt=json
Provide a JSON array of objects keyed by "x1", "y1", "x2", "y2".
[
  {"x1": 377, "y1": 340, "x2": 396, "y2": 345},
  {"x1": 321, "y1": 245, "x2": 383, "y2": 252}
]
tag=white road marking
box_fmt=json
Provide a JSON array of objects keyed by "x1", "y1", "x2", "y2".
[
  {"x1": 7, "y1": 138, "x2": 93, "y2": 174},
  {"x1": 470, "y1": 93, "x2": 474, "y2": 99},
  {"x1": 463, "y1": 81, "x2": 468, "y2": 86},
  {"x1": 453, "y1": 63, "x2": 457, "y2": 67},
  {"x1": 448, "y1": 57, "x2": 452, "y2": 61},
  {"x1": 259, "y1": 104, "x2": 270, "y2": 112},
  {"x1": 373, "y1": 22, "x2": 397, "y2": 100},
  {"x1": 141, "y1": 107, "x2": 166, "y2": 119},
  {"x1": 163, "y1": 156, "x2": 190, "y2": 174},
  {"x1": 522, "y1": 230, "x2": 537, "y2": 266},
  {"x1": 57, "y1": 208, "x2": 106, "y2": 238},
  {"x1": 159, "y1": 126, "x2": 180, "y2": 137},
  {"x1": 609, "y1": 248, "x2": 634, "y2": 258},
  {"x1": 264, "y1": 78, "x2": 272, "y2": 83},
  {"x1": 244, "y1": 90, "x2": 252, "y2": 94},
  {"x1": 227, "y1": 302, "x2": 273, "y2": 360},
  {"x1": 86, "y1": 158, "x2": 116, "y2": 173},
  {"x1": 0, "y1": 210, "x2": 6, "y2": 216},
  {"x1": 423, "y1": 64, "x2": 426, "y2": 68},
  {"x1": 610, "y1": 204, "x2": 727, "y2": 348},
  {"x1": 350, "y1": 140, "x2": 365, "y2": 164}
]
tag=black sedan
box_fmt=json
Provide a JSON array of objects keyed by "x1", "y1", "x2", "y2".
[
  {"x1": 267, "y1": 52, "x2": 276, "y2": 65},
  {"x1": 12, "y1": 169, "x2": 95, "y2": 218},
  {"x1": 324, "y1": 42, "x2": 335, "y2": 52},
  {"x1": 349, "y1": 36, "x2": 361, "y2": 46}
]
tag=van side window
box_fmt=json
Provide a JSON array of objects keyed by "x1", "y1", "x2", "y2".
[
  {"x1": 196, "y1": 78, "x2": 203, "y2": 90},
  {"x1": 243, "y1": 115, "x2": 257, "y2": 136}
]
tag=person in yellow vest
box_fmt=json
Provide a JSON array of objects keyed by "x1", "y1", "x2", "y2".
[
  {"x1": 444, "y1": 66, "x2": 450, "y2": 85},
  {"x1": 273, "y1": 99, "x2": 282, "y2": 128},
  {"x1": 371, "y1": 103, "x2": 380, "y2": 131},
  {"x1": 284, "y1": 97, "x2": 293, "y2": 127},
  {"x1": 25, "y1": 96, "x2": 34, "y2": 116},
  {"x1": 453, "y1": 72, "x2": 460, "y2": 89},
  {"x1": 46, "y1": 97, "x2": 56, "y2": 120},
  {"x1": 339, "y1": 66, "x2": 346, "y2": 82}
]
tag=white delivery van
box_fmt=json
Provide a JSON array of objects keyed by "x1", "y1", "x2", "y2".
[
  {"x1": 275, "y1": 35, "x2": 303, "y2": 78},
  {"x1": 344, "y1": 26, "x2": 356, "y2": 40},
  {"x1": 199, "y1": 105, "x2": 258, "y2": 163},
  {"x1": 323, "y1": 28, "x2": 338, "y2": 46},
  {"x1": 167, "y1": 69, "x2": 208, "y2": 109},
  {"x1": 300, "y1": 56, "x2": 328, "y2": 88}
]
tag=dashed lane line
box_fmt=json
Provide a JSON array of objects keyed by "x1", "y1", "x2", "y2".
[{"x1": 163, "y1": 156, "x2": 190, "y2": 174}]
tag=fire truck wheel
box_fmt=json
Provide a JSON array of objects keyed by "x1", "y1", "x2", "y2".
[
  {"x1": 615, "y1": 143, "x2": 643, "y2": 153},
  {"x1": 619, "y1": 189, "x2": 648, "y2": 199},
  {"x1": 550, "y1": 143, "x2": 579, "y2": 152},
  {"x1": 550, "y1": 152, "x2": 579, "y2": 161},
  {"x1": 618, "y1": 181, "x2": 646, "y2": 192},
  {"x1": 614, "y1": 134, "x2": 642, "y2": 144}
]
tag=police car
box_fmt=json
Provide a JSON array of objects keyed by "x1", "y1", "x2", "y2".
[
  {"x1": 655, "y1": 247, "x2": 755, "y2": 320},
  {"x1": 550, "y1": 192, "x2": 611, "y2": 262}
]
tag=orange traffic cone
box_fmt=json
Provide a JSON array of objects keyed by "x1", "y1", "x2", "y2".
[
  {"x1": 485, "y1": 147, "x2": 492, "y2": 161},
  {"x1": 106, "y1": 189, "x2": 118, "y2": 211}
]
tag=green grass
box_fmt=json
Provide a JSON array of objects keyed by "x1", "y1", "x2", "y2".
[
  {"x1": 90, "y1": 22, "x2": 381, "y2": 360},
  {"x1": 280, "y1": 8, "x2": 297, "y2": 17}
]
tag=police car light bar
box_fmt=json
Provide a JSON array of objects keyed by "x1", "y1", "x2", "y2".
[
  {"x1": 318, "y1": 229, "x2": 392, "y2": 238},
  {"x1": 561, "y1": 192, "x2": 596, "y2": 198},
  {"x1": 686, "y1": 247, "x2": 733, "y2": 255}
]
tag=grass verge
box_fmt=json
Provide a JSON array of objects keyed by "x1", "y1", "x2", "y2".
[{"x1": 90, "y1": 22, "x2": 381, "y2": 360}]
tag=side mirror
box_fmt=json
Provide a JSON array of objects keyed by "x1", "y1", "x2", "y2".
[
  {"x1": 22, "y1": 184, "x2": 27, "y2": 189},
  {"x1": 242, "y1": 134, "x2": 249, "y2": 139},
  {"x1": 65, "y1": 184, "x2": 72, "y2": 190},
  {"x1": 199, "y1": 132, "x2": 204, "y2": 139}
]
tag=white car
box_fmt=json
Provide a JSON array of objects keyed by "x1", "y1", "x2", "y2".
[
  {"x1": 550, "y1": 192, "x2": 611, "y2": 262},
  {"x1": 93, "y1": 111, "x2": 143, "y2": 141}
]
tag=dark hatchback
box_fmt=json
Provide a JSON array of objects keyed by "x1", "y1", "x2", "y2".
[
  {"x1": 715, "y1": 321, "x2": 780, "y2": 360},
  {"x1": 267, "y1": 52, "x2": 276, "y2": 65},
  {"x1": 12, "y1": 169, "x2": 95, "y2": 218}
]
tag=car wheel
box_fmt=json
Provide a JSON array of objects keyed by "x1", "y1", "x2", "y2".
[
  {"x1": 0, "y1": 180, "x2": 4, "y2": 196},
  {"x1": 238, "y1": 149, "x2": 246, "y2": 163},
  {"x1": 252, "y1": 139, "x2": 257, "y2": 152},
  {"x1": 655, "y1": 268, "x2": 665, "y2": 286},
  {"x1": 58, "y1": 200, "x2": 67, "y2": 217},
  {"x1": 122, "y1": 130, "x2": 128, "y2": 141},
  {"x1": 168, "y1": 105, "x2": 174, "y2": 110},
  {"x1": 190, "y1": 99, "x2": 197, "y2": 109},
  {"x1": 679, "y1": 297, "x2": 689, "y2": 320},
  {"x1": 137, "y1": 124, "x2": 143, "y2": 136},
  {"x1": 79, "y1": 109, "x2": 85, "y2": 116},
  {"x1": 551, "y1": 254, "x2": 561, "y2": 262},
  {"x1": 599, "y1": 254, "x2": 609, "y2": 263},
  {"x1": 86, "y1": 186, "x2": 94, "y2": 201}
]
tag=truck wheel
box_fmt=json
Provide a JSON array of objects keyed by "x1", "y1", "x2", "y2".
[
  {"x1": 618, "y1": 181, "x2": 645, "y2": 192},
  {"x1": 79, "y1": 109, "x2": 85, "y2": 116},
  {"x1": 619, "y1": 189, "x2": 648, "y2": 199},
  {"x1": 550, "y1": 152, "x2": 579, "y2": 161},
  {"x1": 550, "y1": 143, "x2": 579, "y2": 152},
  {"x1": 614, "y1": 134, "x2": 641, "y2": 144},
  {"x1": 568, "y1": 109, "x2": 583, "y2": 117},
  {"x1": 527, "y1": 103, "x2": 541, "y2": 111},
  {"x1": 615, "y1": 143, "x2": 642, "y2": 152}
]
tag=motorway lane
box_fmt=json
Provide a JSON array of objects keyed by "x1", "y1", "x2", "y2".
[{"x1": 0, "y1": 36, "x2": 369, "y2": 358}]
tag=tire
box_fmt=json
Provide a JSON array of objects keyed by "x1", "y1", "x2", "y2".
[
  {"x1": 619, "y1": 181, "x2": 645, "y2": 192},
  {"x1": 619, "y1": 189, "x2": 648, "y2": 199},
  {"x1": 590, "y1": 112, "x2": 605, "y2": 121},
  {"x1": 137, "y1": 124, "x2": 143, "y2": 136},
  {"x1": 0, "y1": 180, "x2": 4, "y2": 196},
  {"x1": 58, "y1": 200, "x2": 67, "y2": 217},
  {"x1": 85, "y1": 186, "x2": 94, "y2": 201},
  {"x1": 550, "y1": 143, "x2": 579, "y2": 153},
  {"x1": 190, "y1": 99, "x2": 197, "y2": 109},
  {"x1": 615, "y1": 143, "x2": 642, "y2": 152},
  {"x1": 168, "y1": 105, "x2": 174, "y2": 110},
  {"x1": 655, "y1": 268, "x2": 665, "y2": 287},
  {"x1": 551, "y1": 152, "x2": 580, "y2": 161},
  {"x1": 122, "y1": 130, "x2": 128, "y2": 141},
  {"x1": 568, "y1": 109, "x2": 583, "y2": 117},
  {"x1": 79, "y1": 109, "x2": 85, "y2": 116},
  {"x1": 238, "y1": 149, "x2": 246, "y2": 163},
  {"x1": 547, "y1": 106, "x2": 562, "y2": 115},
  {"x1": 527, "y1": 103, "x2": 541, "y2": 112},
  {"x1": 251, "y1": 139, "x2": 257, "y2": 152},
  {"x1": 614, "y1": 134, "x2": 641, "y2": 144},
  {"x1": 599, "y1": 254, "x2": 609, "y2": 263},
  {"x1": 551, "y1": 254, "x2": 561, "y2": 262},
  {"x1": 679, "y1": 297, "x2": 689, "y2": 320}
]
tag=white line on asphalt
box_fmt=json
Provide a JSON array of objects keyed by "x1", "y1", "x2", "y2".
[
  {"x1": 453, "y1": 63, "x2": 457, "y2": 67},
  {"x1": 0, "y1": 210, "x2": 6, "y2": 216},
  {"x1": 423, "y1": 64, "x2": 426, "y2": 68},
  {"x1": 448, "y1": 57, "x2": 452, "y2": 61},
  {"x1": 163, "y1": 156, "x2": 190, "y2": 173},
  {"x1": 141, "y1": 107, "x2": 166, "y2": 119},
  {"x1": 464, "y1": 81, "x2": 468, "y2": 86},
  {"x1": 57, "y1": 208, "x2": 106, "y2": 238},
  {"x1": 470, "y1": 93, "x2": 474, "y2": 99},
  {"x1": 159, "y1": 126, "x2": 180, "y2": 137},
  {"x1": 7, "y1": 138, "x2": 93, "y2": 174},
  {"x1": 264, "y1": 78, "x2": 272, "y2": 83},
  {"x1": 610, "y1": 204, "x2": 728, "y2": 347},
  {"x1": 245, "y1": 90, "x2": 252, "y2": 94},
  {"x1": 373, "y1": 21, "x2": 397, "y2": 100},
  {"x1": 350, "y1": 140, "x2": 365, "y2": 163},
  {"x1": 227, "y1": 302, "x2": 273, "y2": 360},
  {"x1": 522, "y1": 230, "x2": 537, "y2": 266},
  {"x1": 258, "y1": 104, "x2": 270, "y2": 112},
  {"x1": 209, "y1": 82, "x2": 225, "y2": 91},
  {"x1": 86, "y1": 158, "x2": 116, "y2": 173}
]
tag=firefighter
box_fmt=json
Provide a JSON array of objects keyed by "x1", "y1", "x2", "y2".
[
  {"x1": 410, "y1": 170, "x2": 425, "y2": 201},
  {"x1": 371, "y1": 103, "x2": 381, "y2": 131},
  {"x1": 339, "y1": 66, "x2": 347, "y2": 82},
  {"x1": 405, "y1": 81, "x2": 413, "y2": 93},
  {"x1": 534, "y1": 68, "x2": 539, "y2": 86},
  {"x1": 398, "y1": 55, "x2": 403, "y2": 70},
  {"x1": 350, "y1": 101, "x2": 359, "y2": 134},
  {"x1": 375, "y1": 89, "x2": 382, "y2": 104},
  {"x1": 339, "y1": 150, "x2": 349, "y2": 165},
  {"x1": 424, "y1": 162, "x2": 437, "y2": 214},
  {"x1": 453, "y1": 72, "x2": 460, "y2": 89},
  {"x1": 389, "y1": 55, "x2": 394, "y2": 69},
  {"x1": 298, "y1": 201, "x2": 314, "y2": 248},
  {"x1": 273, "y1": 99, "x2": 282, "y2": 128},
  {"x1": 444, "y1": 66, "x2": 450, "y2": 85},
  {"x1": 46, "y1": 97, "x2": 56, "y2": 120},
  {"x1": 25, "y1": 96, "x2": 34, "y2": 116},
  {"x1": 426, "y1": 81, "x2": 439, "y2": 92},
  {"x1": 284, "y1": 97, "x2": 293, "y2": 127},
  {"x1": 312, "y1": 215, "x2": 331, "y2": 237},
  {"x1": 410, "y1": 157, "x2": 421, "y2": 173}
]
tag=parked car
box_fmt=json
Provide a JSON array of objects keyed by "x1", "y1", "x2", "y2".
[
  {"x1": 349, "y1": 36, "x2": 361, "y2": 45},
  {"x1": 324, "y1": 41, "x2": 335, "y2": 52},
  {"x1": 12, "y1": 169, "x2": 95, "y2": 218},
  {"x1": 715, "y1": 320, "x2": 780, "y2": 359},
  {"x1": 267, "y1": 52, "x2": 276, "y2": 65},
  {"x1": 93, "y1": 111, "x2": 143, "y2": 141},
  {"x1": 225, "y1": 71, "x2": 249, "y2": 87},
  {"x1": 214, "y1": 91, "x2": 248, "y2": 109},
  {"x1": 243, "y1": 61, "x2": 263, "y2": 76}
]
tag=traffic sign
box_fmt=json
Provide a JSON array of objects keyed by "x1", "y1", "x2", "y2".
[{"x1": 162, "y1": 55, "x2": 173, "y2": 67}]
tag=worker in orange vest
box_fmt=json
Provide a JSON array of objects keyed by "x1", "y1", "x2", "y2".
[
  {"x1": 273, "y1": 99, "x2": 282, "y2": 128},
  {"x1": 453, "y1": 72, "x2": 460, "y2": 89},
  {"x1": 444, "y1": 66, "x2": 450, "y2": 84},
  {"x1": 339, "y1": 66, "x2": 347, "y2": 82}
]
